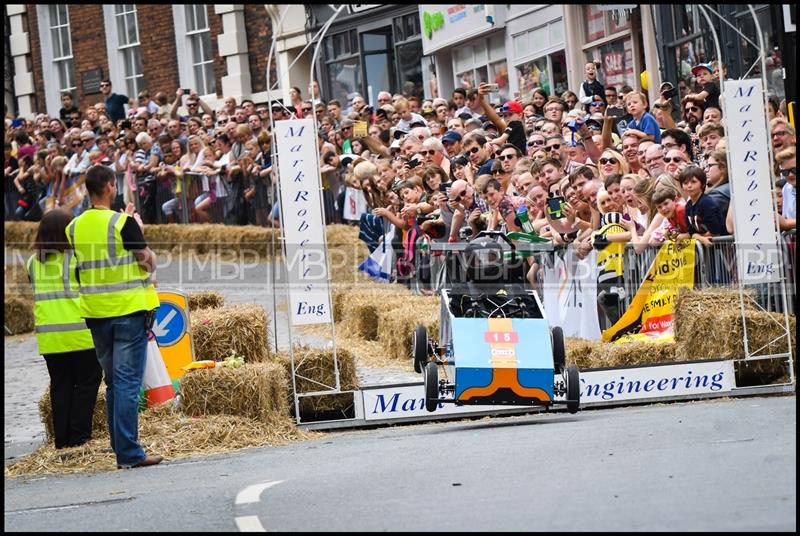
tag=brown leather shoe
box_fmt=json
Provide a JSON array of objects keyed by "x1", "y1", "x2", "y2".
[{"x1": 118, "y1": 455, "x2": 163, "y2": 469}]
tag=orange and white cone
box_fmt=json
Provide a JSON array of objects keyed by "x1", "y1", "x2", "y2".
[{"x1": 143, "y1": 332, "x2": 175, "y2": 407}]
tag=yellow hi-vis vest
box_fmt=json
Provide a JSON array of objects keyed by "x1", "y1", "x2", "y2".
[
  {"x1": 66, "y1": 209, "x2": 159, "y2": 318},
  {"x1": 27, "y1": 251, "x2": 95, "y2": 355}
]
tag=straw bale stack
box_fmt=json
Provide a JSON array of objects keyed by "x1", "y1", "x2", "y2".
[
  {"x1": 188, "y1": 290, "x2": 225, "y2": 311},
  {"x1": 180, "y1": 362, "x2": 289, "y2": 425},
  {"x1": 190, "y1": 303, "x2": 271, "y2": 362},
  {"x1": 337, "y1": 284, "x2": 412, "y2": 339},
  {"x1": 566, "y1": 337, "x2": 604, "y2": 369},
  {"x1": 275, "y1": 345, "x2": 359, "y2": 415},
  {"x1": 325, "y1": 224, "x2": 370, "y2": 284},
  {"x1": 591, "y1": 341, "x2": 678, "y2": 369},
  {"x1": 377, "y1": 295, "x2": 441, "y2": 362},
  {"x1": 5, "y1": 263, "x2": 33, "y2": 299},
  {"x1": 5, "y1": 296, "x2": 34, "y2": 335},
  {"x1": 674, "y1": 287, "x2": 757, "y2": 344},
  {"x1": 4, "y1": 221, "x2": 38, "y2": 249},
  {"x1": 675, "y1": 308, "x2": 796, "y2": 360},
  {"x1": 39, "y1": 387, "x2": 108, "y2": 442}
]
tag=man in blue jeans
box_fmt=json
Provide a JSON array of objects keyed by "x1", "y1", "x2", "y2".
[{"x1": 67, "y1": 165, "x2": 162, "y2": 469}]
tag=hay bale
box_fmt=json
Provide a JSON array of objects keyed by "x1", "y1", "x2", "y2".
[
  {"x1": 180, "y1": 362, "x2": 289, "y2": 425},
  {"x1": 593, "y1": 341, "x2": 678, "y2": 368},
  {"x1": 566, "y1": 337, "x2": 604, "y2": 369},
  {"x1": 674, "y1": 287, "x2": 756, "y2": 344},
  {"x1": 5, "y1": 263, "x2": 33, "y2": 299},
  {"x1": 187, "y1": 291, "x2": 225, "y2": 311},
  {"x1": 190, "y1": 303, "x2": 271, "y2": 362},
  {"x1": 377, "y1": 295, "x2": 441, "y2": 362},
  {"x1": 39, "y1": 387, "x2": 108, "y2": 443},
  {"x1": 275, "y1": 345, "x2": 359, "y2": 415},
  {"x1": 337, "y1": 285, "x2": 410, "y2": 339},
  {"x1": 5, "y1": 296, "x2": 34, "y2": 335},
  {"x1": 675, "y1": 309, "x2": 796, "y2": 360},
  {"x1": 4, "y1": 221, "x2": 38, "y2": 249}
]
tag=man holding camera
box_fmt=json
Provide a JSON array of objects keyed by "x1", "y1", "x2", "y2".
[{"x1": 447, "y1": 179, "x2": 490, "y2": 243}]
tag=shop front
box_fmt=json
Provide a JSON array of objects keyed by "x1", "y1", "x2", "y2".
[{"x1": 418, "y1": 4, "x2": 509, "y2": 104}]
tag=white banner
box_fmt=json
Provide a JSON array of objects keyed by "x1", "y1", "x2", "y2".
[
  {"x1": 724, "y1": 79, "x2": 781, "y2": 285},
  {"x1": 342, "y1": 186, "x2": 368, "y2": 222},
  {"x1": 361, "y1": 361, "x2": 736, "y2": 420},
  {"x1": 275, "y1": 118, "x2": 332, "y2": 325},
  {"x1": 542, "y1": 247, "x2": 601, "y2": 340}
]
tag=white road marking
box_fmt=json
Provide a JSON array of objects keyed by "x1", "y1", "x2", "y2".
[
  {"x1": 235, "y1": 480, "x2": 284, "y2": 505},
  {"x1": 235, "y1": 515, "x2": 266, "y2": 532}
]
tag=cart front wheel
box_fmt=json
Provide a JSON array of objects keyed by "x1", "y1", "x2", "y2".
[
  {"x1": 565, "y1": 364, "x2": 580, "y2": 414},
  {"x1": 413, "y1": 325, "x2": 428, "y2": 374},
  {"x1": 424, "y1": 361, "x2": 439, "y2": 412}
]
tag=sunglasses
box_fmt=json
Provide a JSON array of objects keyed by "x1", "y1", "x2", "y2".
[
  {"x1": 545, "y1": 107, "x2": 562, "y2": 113},
  {"x1": 466, "y1": 146, "x2": 481, "y2": 155},
  {"x1": 685, "y1": 106, "x2": 699, "y2": 113},
  {"x1": 451, "y1": 190, "x2": 467, "y2": 201},
  {"x1": 187, "y1": 102, "x2": 199, "y2": 107},
  {"x1": 528, "y1": 139, "x2": 544, "y2": 147},
  {"x1": 598, "y1": 157, "x2": 617, "y2": 165},
  {"x1": 779, "y1": 167, "x2": 796, "y2": 177},
  {"x1": 492, "y1": 169, "x2": 504, "y2": 175},
  {"x1": 71, "y1": 142, "x2": 83, "y2": 147},
  {"x1": 341, "y1": 126, "x2": 352, "y2": 131},
  {"x1": 100, "y1": 83, "x2": 110, "y2": 88},
  {"x1": 664, "y1": 157, "x2": 684, "y2": 164},
  {"x1": 417, "y1": 150, "x2": 436, "y2": 157},
  {"x1": 546, "y1": 144, "x2": 561, "y2": 151},
  {"x1": 590, "y1": 102, "x2": 605, "y2": 107},
  {"x1": 302, "y1": 108, "x2": 313, "y2": 113},
  {"x1": 497, "y1": 154, "x2": 516, "y2": 161}
]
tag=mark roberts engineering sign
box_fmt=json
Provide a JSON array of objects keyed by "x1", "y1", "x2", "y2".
[{"x1": 361, "y1": 361, "x2": 735, "y2": 420}]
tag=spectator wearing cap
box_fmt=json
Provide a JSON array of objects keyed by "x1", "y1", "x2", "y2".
[
  {"x1": 686, "y1": 63, "x2": 720, "y2": 109},
  {"x1": 478, "y1": 89, "x2": 527, "y2": 156},
  {"x1": 81, "y1": 130, "x2": 99, "y2": 154},
  {"x1": 442, "y1": 130, "x2": 462, "y2": 158}
]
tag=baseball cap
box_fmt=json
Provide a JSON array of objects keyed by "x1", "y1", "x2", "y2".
[
  {"x1": 409, "y1": 119, "x2": 427, "y2": 129},
  {"x1": 501, "y1": 101, "x2": 523, "y2": 115},
  {"x1": 482, "y1": 121, "x2": 498, "y2": 132},
  {"x1": 442, "y1": 130, "x2": 462, "y2": 144},
  {"x1": 691, "y1": 62, "x2": 713, "y2": 76}
]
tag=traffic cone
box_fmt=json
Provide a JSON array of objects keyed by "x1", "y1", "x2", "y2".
[{"x1": 143, "y1": 332, "x2": 175, "y2": 407}]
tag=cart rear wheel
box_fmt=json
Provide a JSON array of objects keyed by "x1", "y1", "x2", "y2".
[
  {"x1": 551, "y1": 326, "x2": 566, "y2": 374},
  {"x1": 413, "y1": 325, "x2": 428, "y2": 374},
  {"x1": 566, "y1": 364, "x2": 580, "y2": 414},
  {"x1": 424, "y1": 361, "x2": 439, "y2": 412}
]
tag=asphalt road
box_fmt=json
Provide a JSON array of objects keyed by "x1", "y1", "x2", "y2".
[{"x1": 5, "y1": 395, "x2": 795, "y2": 531}]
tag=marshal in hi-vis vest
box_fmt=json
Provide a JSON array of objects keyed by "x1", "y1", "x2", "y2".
[
  {"x1": 27, "y1": 251, "x2": 95, "y2": 355},
  {"x1": 66, "y1": 209, "x2": 159, "y2": 318}
]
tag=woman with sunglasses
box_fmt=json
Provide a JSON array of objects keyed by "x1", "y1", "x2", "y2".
[{"x1": 597, "y1": 149, "x2": 629, "y2": 183}]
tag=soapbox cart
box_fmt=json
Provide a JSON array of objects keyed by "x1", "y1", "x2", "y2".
[{"x1": 413, "y1": 231, "x2": 580, "y2": 414}]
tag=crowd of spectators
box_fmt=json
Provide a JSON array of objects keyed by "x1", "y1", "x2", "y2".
[{"x1": 4, "y1": 63, "x2": 796, "y2": 298}]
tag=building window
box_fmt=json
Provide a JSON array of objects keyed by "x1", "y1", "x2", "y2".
[
  {"x1": 516, "y1": 51, "x2": 567, "y2": 103},
  {"x1": 114, "y1": 5, "x2": 143, "y2": 97},
  {"x1": 453, "y1": 34, "x2": 508, "y2": 104},
  {"x1": 394, "y1": 13, "x2": 423, "y2": 100},
  {"x1": 48, "y1": 5, "x2": 76, "y2": 96},
  {"x1": 185, "y1": 5, "x2": 215, "y2": 95},
  {"x1": 325, "y1": 29, "x2": 360, "y2": 107},
  {"x1": 584, "y1": 4, "x2": 632, "y2": 42}
]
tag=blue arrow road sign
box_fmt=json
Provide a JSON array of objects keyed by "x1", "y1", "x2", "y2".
[{"x1": 153, "y1": 302, "x2": 187, "y2": 347}]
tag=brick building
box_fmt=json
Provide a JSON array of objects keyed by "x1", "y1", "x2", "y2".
[{"x1": 5, "y1": 4, "x2": 297, "y2": 119}]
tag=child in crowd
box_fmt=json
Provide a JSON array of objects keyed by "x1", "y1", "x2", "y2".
[
  {"x1": 686, "y1": 63, "x2": 720, "y2": 109},
  {"x1": 578, "y1": 60, "x2": 606, "y2": 114},
  {"x1": 677, "y1": 165, "x2": 726, "y2": 245},
  {"x1": 623, "y1": 91, "x2": 661, "y2": 143},
  {"x1": 653, "y1": 186, "x2": 688, "y2": 238}
]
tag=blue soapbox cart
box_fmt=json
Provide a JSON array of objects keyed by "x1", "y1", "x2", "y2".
[{"x1": 413, "y1": 231, "x2": 580, "y2": 414}]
